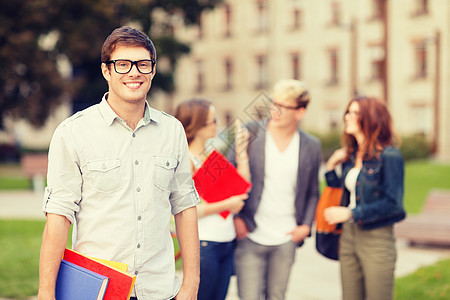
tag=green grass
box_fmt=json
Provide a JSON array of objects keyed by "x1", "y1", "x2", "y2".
[
  {"x1": 404, "y1": 160, "x2": 450, "y2": 214},
  {"x1": 0, "y1": 160, "x2": 449, "y2": 298},
  {"x1": 0, "y1": 220, "x2": 45, "y2": 298},
  {"x1": 395, "y1": 258, "x2": 450, "y2": 299},
  {"x1": 0, "y1": 219, "x2": 179, "y2": 298},
  {"x1": 0, "y1": 177, "x2": 31, "y2": 190}
]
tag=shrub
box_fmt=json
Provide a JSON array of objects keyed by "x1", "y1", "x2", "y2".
[
  {"x1": 400, "y1": 135, "x2": 431, "y2": 161},
  {"x1": 314, "y1": 131, "x2": 341, "y2": 162}
]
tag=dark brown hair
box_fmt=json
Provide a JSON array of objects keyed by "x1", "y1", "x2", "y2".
[
  {"x1": 343, "y1": 96, "x2": 398, "y2": 159},
  {"x1": 101, "y1": 26, "x2": 156, "y2": 63},
  {"x1": 174, "y1": 99, "x2": 211, "y2": 144}
]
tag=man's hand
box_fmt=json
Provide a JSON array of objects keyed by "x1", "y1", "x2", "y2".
[
  {"x1": 288, "y1": 224, "x2": 310, "y2": 244},
  {"x1": 174, "y1": 283, "x2": 198, "y2": 300},
  {"x1": 234, "y1": 217, "x2": 249, "y2": 240},
  {"x1": 37, "y1": 289, "x2": 55, "y2": 300}
]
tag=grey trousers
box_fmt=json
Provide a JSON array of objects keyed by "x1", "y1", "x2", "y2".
[
  {"x1": 234, "y1": 238, "x2": 297, "y2": 300},
  {"x1": 340, "y1": 222, "x2": 397, "y2": 300}
]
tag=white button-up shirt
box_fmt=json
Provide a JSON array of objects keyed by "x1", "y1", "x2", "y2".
[{"x1": 43, "y1": 94, "x2": 199, "y2": 299}]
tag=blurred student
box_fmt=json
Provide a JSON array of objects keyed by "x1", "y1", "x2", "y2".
[
  {"x1": 228, "y1": 79, "x2": 322, "y2": 300},
  {"x1": 174, "y1": 99, "x2": 249, "y2": 300},
  {"x1": 38, "y1": 26, "x2": 199, "y2": 300},
  {"x1": 324, "y1": 96, "x2": 406, "y2": 300}
]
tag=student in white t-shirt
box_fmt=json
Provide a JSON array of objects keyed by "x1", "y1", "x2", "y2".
[
  {"x1": 228, "y1": 79, "x2": 322, "y2": 300},
  {"x1": 174, "y1": 98, "x2": 250, "y2": 300}
]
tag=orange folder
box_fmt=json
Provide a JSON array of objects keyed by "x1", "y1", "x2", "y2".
[{"x1": 192, "y1": 150, "x2": 252, "y2": 218}]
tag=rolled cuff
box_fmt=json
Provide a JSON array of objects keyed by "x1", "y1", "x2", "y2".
[{"x1": 42, "y1": 186, "x2": 78, "y2": 224}]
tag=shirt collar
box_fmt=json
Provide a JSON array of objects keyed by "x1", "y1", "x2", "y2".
[{"x1": 99, "y1": 93, "x2": 159, "y2": 126}]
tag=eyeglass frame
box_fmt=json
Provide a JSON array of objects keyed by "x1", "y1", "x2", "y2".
[
  {"x1": 344, "y1": 110, "x2": 359, "y2": 119},
  {"x1": 105, "y1": 59, "x2": 156, "y2": 74},
  {"x1": 270, "y1": 99, "x2": 306, "y2": 111},
  {"x1": 204, "y1": 118, "x2": 217, "y2": 126}
]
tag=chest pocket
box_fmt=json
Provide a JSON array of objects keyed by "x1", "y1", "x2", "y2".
[
  {"x1": 153, "y1": 155, "x2": 178, "y2": 191},
  {"x1": 361, "y1": 162, "x2": 381, "y2": 184},
  {"x1": 87, "y1": 158, "x2": 122, "y2": 193}
]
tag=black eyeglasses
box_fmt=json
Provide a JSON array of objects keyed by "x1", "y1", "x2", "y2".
[
  {"x1": 270, "y1": 99, "x2": 304, "y2": 111},
  {"x1": 106, "y1": 59, "x2": 156, "y2": 74}
]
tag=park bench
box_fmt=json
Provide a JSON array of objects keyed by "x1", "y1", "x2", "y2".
[
  {"x1": 395, "y1": 189, "x2": 450, "y2": 246},
  {"x1": 20, "y1": 153, "x2": 48, "y2": 193}
]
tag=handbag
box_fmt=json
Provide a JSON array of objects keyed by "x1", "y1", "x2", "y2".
[{"x1": 315, "y1": 186, "x2": 343, "y2": 260}]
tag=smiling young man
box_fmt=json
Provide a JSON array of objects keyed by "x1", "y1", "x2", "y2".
[
  {"x1": 38, "y1": 26, "x2": 200, "y2": 300},
  {"x1": 228, "y1": 79, "x2": 322, "y2": 300}
]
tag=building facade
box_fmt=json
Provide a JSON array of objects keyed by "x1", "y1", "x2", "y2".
[{"x1": 160, "y1": 0, "x2": 449, "y2": 160}]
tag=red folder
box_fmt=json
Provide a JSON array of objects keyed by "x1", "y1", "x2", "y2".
[
  {"x1": 63, "y1": 249, "x2": 136, "y2": 300},
  {"x1": 192, "y1": 150, "x2": 252, "y2": 218}
]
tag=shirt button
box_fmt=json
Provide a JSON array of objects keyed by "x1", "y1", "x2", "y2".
[
  {"x1": 132, "y1": 133, "x2": 136, "y2": 138},
  {"x1": 136, "y1": 187, "x2": 141, "y2": 192},
  {"x1": 135, "y1": 160, "x2": 139, "y2": 165},
  {"x1": 138, "y1": 215, "x2": 142, "y2": 221},
  {"x1": 166, "y1": 161, "x2": 170, "y2": 167},
  {"x1": 137, "y1": 243, "x2": 141, "y2": 249},
  {"x1": 135, "y1": 271, "x2": 139, "y2": 275}
]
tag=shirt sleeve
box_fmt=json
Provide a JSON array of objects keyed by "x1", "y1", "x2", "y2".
[
  {"x1": 42, "y1": 125, "x2": 82, "y2": 224},
  {"x1": 169, "y1": 121, "x2": 200, "y2": 215}
]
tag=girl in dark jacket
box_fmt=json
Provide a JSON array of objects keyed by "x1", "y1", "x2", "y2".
[{"x1": 324, "y1": 96, "x2": 406, "y2": 300}]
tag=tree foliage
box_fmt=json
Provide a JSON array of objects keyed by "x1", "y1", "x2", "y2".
[{"x1": 0, "y1": 0, "x2": 221, "y2": 129}]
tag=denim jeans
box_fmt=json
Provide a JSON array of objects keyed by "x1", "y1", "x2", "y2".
[
  {"x1": 234, "y1": 238, "x2": 297, "y2": 300},
  {"x1": 198, "y1": 240, "x2": 236, "y2": 300}
]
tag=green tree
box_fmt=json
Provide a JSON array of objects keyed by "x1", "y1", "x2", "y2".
[{"x1": 0, "y1": 0, "x2": 220, "y2": 129}]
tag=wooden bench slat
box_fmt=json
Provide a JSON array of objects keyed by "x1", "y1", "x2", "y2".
[
  {"x1": 20, "y1": 154, "x2": 48, "y2": 177},
  {"x1": 395, "y1": 189, "x2": 450, "y2": 246}
]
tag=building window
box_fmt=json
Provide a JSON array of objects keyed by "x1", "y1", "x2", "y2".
[
  {"x1": 328, "y1": 49, "x2": 339, "y2": 85},
  {"x1": 292, "y1": 9, "x2": 302, "y2": 30},
  {"x1": 371, "y1": 60, "x2": 384, "y2": 81},
  {"x1": 197, "y1": 15, "x2": 203, "y2": 39},
  {"x1": 330, "y1": 1, "x2": 341, "y2": 26},
  {"x1": 413, "y1": 0, "x2": 428, "y2": 16},
  {"x1": 369, "y1": 45, "x2": 385, "y2": 81},
  {"x1": 224, "y1": 3, "x2": 232, "y2": 37},
  {"x1": 411, "y1": 104, "x2": 432, "y2": 135},
  {"x1": 256, "y1": 0, "x2": 268, "y2": 34},
  {"x1": 255, "y1": 55, "x2": 267, "y2": 90},
  {"x1": 370, "y1": 0, "x2": 384, "y2": 20},
  {"x1": 291, "y1": 52, "x2": 301, "y2": 80},
  {"x1": 414, "y1": 42, "x2": 427, "y2": 78},
  {"x1": 195, "y1": 60, "x2": 204, "y2": 93},
  {"x1": 224, "y1": 58, "x2": 233, "y2": 91}
]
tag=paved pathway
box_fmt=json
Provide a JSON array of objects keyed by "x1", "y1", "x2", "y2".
[{"x1": 2, "y1": 190, "x2": 450, "y2": 300}]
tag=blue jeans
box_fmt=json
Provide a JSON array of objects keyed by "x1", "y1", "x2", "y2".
[
  {"x1": 234, "y1": 238, "x2": 297, "y2": 300},
  {"x1": 198, "y1": 240, "x2": 236, "y2": 300}
]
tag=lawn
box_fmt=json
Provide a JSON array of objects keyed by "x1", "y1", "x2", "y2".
[
  {"x1": 0, "y1": 220, "x2": 45, "y2": 298},
  {"x1": 404, "y1": 160, "x2": 450, "y2": 213},
  {"x1": 395, "y1": 258, "x2": 450, "y2": 300},
  {"x1": 0, "y1": 160, "x2": 449, "y2": 298}
]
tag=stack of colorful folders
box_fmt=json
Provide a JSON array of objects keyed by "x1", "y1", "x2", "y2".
[{"x1": 55, "y1": 248, "x2": 136, "y2": 300}]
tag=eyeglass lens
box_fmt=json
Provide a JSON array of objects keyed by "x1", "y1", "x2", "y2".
[{"x1": 112, "y1": 60, "x2": 154, "y2": 74}]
